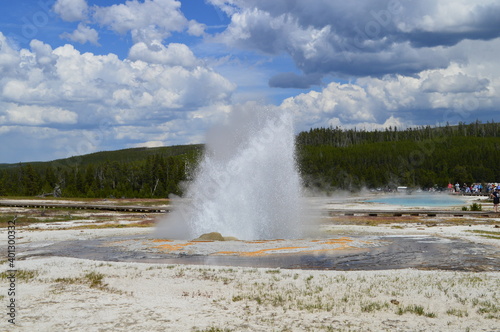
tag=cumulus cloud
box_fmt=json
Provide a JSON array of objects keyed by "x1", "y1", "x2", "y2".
[
  {"x1": 0, "y1": 103, "x2": 78, "y2": 125},
  {"x1": 0, "y1": 32, "x2": 236, "y2": 161},
  {"x1": 421, "y1": 72, "x2": 490, "y2": 94},
  {"x1": 187, "y1": 20, "x2": 206, "y2": 37},
  {"x1": 0, "y1": 34, "x2": 21, "y2": 75},
  {"x1": 128, "y1": 42, "x2": 200, "y2": 67},
  {"x1": 209, "y1": 0, "x2": 500, "y2": 81},
  {"x1": 60, "y1": 23, "x2": 100, "y2": 45},
  {"x1": 53, "y1": 0, "x2": 89, "y2": 22},
  {"x1": 280, "y1": 59, "x2": 499, "y2": 130},
  {"x1": 0, "y1": 36, "x2": 234, "y2": 109},
  {"x1": 93, "y1": 0, "x2": 187, "y2": 44},
  {"x1": 53, "y1": 0, "x2": 208, "y2": 46},
  {"x1": 280, "y1": 82, "x2": 379, "y2": 129}
]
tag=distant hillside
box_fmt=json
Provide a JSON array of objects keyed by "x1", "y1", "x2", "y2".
[
  {"x1": 0, "y1": 144, "x2": 203, "y2": 170},
  {"x1": 0, "y1": 144, "x2": 203, "y2": 198}
]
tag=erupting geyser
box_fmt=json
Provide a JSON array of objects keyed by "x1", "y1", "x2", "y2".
[{"x1": 157, "y1": 105, "x2": 304, "y2": 240}]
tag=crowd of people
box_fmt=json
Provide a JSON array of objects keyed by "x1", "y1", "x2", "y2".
[
  {"x1": 448, "y1": 182, "x2": 500, "y2": 194},
  {"x1": 446, "y1": 182, "x2": 499, "y2": 212}
]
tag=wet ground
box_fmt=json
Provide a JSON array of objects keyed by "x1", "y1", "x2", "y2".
[{"x1": 18, "y1": 234, "x2": 500, "y2": 272}]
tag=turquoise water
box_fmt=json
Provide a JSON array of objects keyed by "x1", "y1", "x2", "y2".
[{"x1": 366, "y1": 194, "x2": 467, "y2": 207}]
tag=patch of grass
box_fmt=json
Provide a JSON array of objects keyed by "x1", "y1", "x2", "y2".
[
  {"x1": 328, "y1": 215, "x2": 480, "y2": 226},
  {"x1": 55, "y1": 271, "x2": 107, "y2": 289},
  {"x1": 111, "y1": 199, "x2": 170, "y2": 207},
  {"x1": 232, "y1": 295, "x2": 243, "y2": 302},
  {"x1": 85, "y1": 272, "x2": 106, "y2": 288},
  {"x1": 364, "y1": 218, "x2": 391, "y2": 226},
  {"x1": 265, "y1": 269, "x2": 281, "y2": 274},
  {"x1": 0, "y1": 212, "x2": 117, "y2": 228},
  {"x1": 361, "y1": 301, "x2": 389, "y2": 313},
  {"x1": 54, "y1": 276, "x2": 79, "y2": 284},
  {"x1": 70, "y1": 219, "x2": 155, "y2": 229},
  {"x1": 396, "y1": 304, "x2": 437, "y2": 318},
  {"x1": 477, "y1": 234, "x2": 500, "y2": 240},
  {"x1": 0, "y1": 269, "x2": 38, "y2": 281},
  {"x1": 466, "y1": 230, "x2": 500, "y2": 240},
  {"x1": 1, "y1": 196, "x2": 99, "y2": 202},
  {"x1": 446, "y1": 308, "x2": 468, "y2": 317},
  {"x1": 174, "y1": 268, "x2": 186, "y2": 278},
  {"x1": 0, "y1": 215, "x2": 41, "y2": 227},
  {"x1": 475, "y1": 300, "x2": 500, "y2": 319}
]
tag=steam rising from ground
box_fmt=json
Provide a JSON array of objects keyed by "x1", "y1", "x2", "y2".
[{"x1": 157, "y1": 105, "x2": 304, "y2": 240}]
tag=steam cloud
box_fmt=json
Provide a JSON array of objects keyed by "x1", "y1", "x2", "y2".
[{"x1": 156, "y1": 104, "x2": 304, "y2": 240}]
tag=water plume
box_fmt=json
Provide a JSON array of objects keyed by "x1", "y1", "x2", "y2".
[{"x1": 157, "y1": 104, "x2": 304, "y2": 240}]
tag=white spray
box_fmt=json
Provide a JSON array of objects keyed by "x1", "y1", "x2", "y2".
[{"x1": 157, "y1": 105, "x2": 304, "y2": 240}]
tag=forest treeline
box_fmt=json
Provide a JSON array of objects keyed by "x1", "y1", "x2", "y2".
[
  {"x1": 297, "y1": 121, "x2": 500, "y2": 191},
  {"x1": 296, "y1": 120, "x2": 500, "y2": 146},
  {"x1": 0, "y1": 145, "x2": 202, "y2": 198},
  {"x1": 0, "y1": 121, "x2": 499, "y2": 197}
]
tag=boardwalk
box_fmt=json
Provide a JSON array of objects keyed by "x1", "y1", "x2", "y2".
[
  {"x1": 1, "y1": 201, "x2": 497, "y2": 216},
  {"x1": 0, "y1": 201, "x2": 169, "y2": 213},
  {"x1": 328, "y1": 209, "x2": 498, "y2": 217}
]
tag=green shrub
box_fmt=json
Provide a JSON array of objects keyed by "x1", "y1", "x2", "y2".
[{"x1": 469, "y1": 203, "x2": 482, "y2": 211}]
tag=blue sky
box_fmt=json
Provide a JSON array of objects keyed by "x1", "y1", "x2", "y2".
[{"x1": 1, "y1": 0, "x2": 500, "y2": 163}]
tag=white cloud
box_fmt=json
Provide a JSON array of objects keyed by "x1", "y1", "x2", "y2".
[
  {"x1": 394, "y1": 0, "x2": 499, "y2": 33},
  {"x1": 0, "y1": 103, "x2": 78, "y2": 125},
  {"x1": 281, "y1": 60, "x2": 500, "y2": 130},
  {"x1": 209, "y1": 0, "x2": 500, "y2": 82},
  {"x1": 421, "y1": 71, "x2": 489, "y2": 94},
  {"x1": 0, "y1": 38, "x2": 235, "y2": 109},
  {"x1": 134, "y1": 140, "x2": 165, "y2": 148},
  {"x1": 60, "y1": 23, "x2": 100, "y2": 46},
  {"x1": 93, "y1": 0, "x2": 188, "y2": 44},
  {"x1": 128, "y1": 42, "x2": 200, "y2": 68},
  {"x1": 187, "y1": 20, "x2": 206, "y2": 37},
  {"x1": 0, "y1": 32, "x2": 236, "y2": 161},
  {"x1": 280, "y1": 82, "x2": 378, "y2": 129},
  {"x1": 53, "y1": 0, "x2": 89, "y2": 22},
  {"x1": 0, "y1": 34, "x2": 21, "y2": 75}
]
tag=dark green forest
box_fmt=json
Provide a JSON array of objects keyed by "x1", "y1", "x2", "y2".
[
  {"x1": 0, "y1": 145, "x2": 202, "y2": 198},
  {"x1": 297, "y1": 121, "x2": 500, "y2": 191},
  {"x1": 1, "y1": 121, "x2": 499, "y2": 198}
]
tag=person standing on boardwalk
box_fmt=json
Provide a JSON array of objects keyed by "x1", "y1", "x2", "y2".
[{"x1": 491, "y1": 190, "x2": 499, "y2": 213}]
